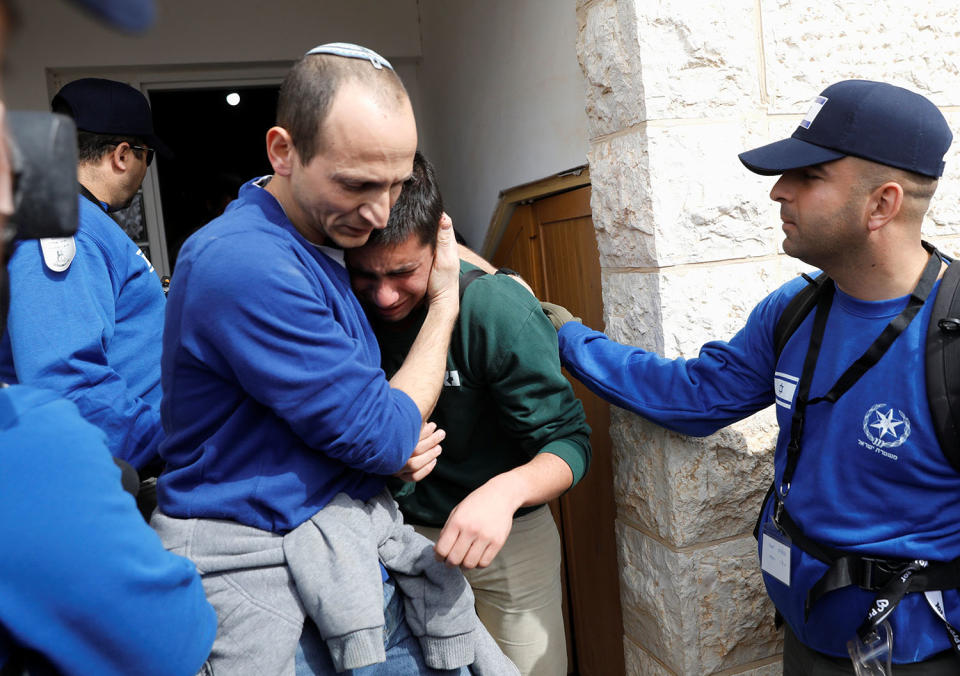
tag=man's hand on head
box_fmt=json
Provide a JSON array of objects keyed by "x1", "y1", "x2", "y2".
[{"x1": 426, "y1": 213, "x2": 460, "y2": 310}]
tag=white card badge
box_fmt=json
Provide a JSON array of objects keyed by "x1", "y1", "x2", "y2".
[
  {"x1": 761, "y1": 522, "x2": 791, "y2": 586},
  {"x1": 40, "y1": 236, "x2": 76, "y2": 272}
]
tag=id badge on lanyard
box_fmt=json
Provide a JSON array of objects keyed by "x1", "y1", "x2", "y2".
[{"x1": 761, "y1": 521, "x2": 791, "y2": 586}]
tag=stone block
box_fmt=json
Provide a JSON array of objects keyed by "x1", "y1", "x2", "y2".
[
  {"x1": 598, "y1": 259, "x2": 806, "y2": 546},
  {"x1": 587, "y1": 131, "x2": 658, "y2": 268},
  {"x1": 612, "y1": 407, "x2": 776, "y2": 547},
  {"x1": 624, "y1": 635, "x2": 674, "y2": 675},
  {"x1": 578, "y1": 0, "x2": 760, "y2": 135},
  {"x1": 659, "y1": 258, "x2": 810, "y2": 358},
  {"x1": 577, "y1": 0, "x2": 646, "y2": 138},
  {"x1": 644, "y1": 122, "x2": 780, "y2": 267},
  {"x1": 617, "y1": 524, "x2": 781, "y2": 674},
  {"x1": 761, "y1": 1, "x2": 960, "y2": 111},
  {"x1": 601, "y1": 270, "x2": 664, "y2": 352},
  {"x1": 588, "y1": 119, "x2": 790, "y2": 269},
  {"x1": 629, "y1": 0, "x2": 760, "y2": 120},
  {"x1": 925, "y1": 111, "x2": 960, "y2": 240},
  {"x1": 600, "y1": 258, "x2": 810, "y2": 358}
]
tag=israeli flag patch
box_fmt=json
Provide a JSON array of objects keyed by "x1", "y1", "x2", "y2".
[
  {"x1": 40, "y1": 237, "x2": 76, "y2": 272},
  {"x1": 799, "y1": 95, "x2": 828, "y2": 129},
  {"x1": 774, "y1": 372, "x2": 798, "y2": 409}
]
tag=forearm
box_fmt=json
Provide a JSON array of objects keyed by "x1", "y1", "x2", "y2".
[
  {"x1": 458, "y1": 244, "x2": 535, "y2": 295},
  {"x1": 435, "y1": 451, "x2": 574, "y2": 568},
  {"x1": 486, "y1": 452, "x2": 574, "y2": 512},
  {"x1": 389, "y1": 297, "x2": 458, "y2": 420},
  {"x1": 558, "y1": 321, "x2": 771, "y2": 435},
  {"x1": 457, "y1": 243, "x2": 497, "y2": 273}
]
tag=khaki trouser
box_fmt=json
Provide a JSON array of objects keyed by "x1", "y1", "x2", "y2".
[{"x1": 414, "y1": 504, "x2": 567, "y2": 676}]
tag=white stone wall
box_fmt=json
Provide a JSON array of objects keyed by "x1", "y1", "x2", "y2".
[{"x1": 576, "y1": 0, "x2": 960, "y2": 673}]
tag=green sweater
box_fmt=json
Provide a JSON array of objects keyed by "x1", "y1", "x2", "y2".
[{"x1": 375, "y1": 261, "x2": 591, "y2": 528}]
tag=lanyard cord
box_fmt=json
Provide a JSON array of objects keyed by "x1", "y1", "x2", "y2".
[{"x1": 777, "y1": 247, "x2": 943, "y2": 509}]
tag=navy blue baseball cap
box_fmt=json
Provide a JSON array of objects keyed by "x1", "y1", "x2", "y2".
[
  {"x1": 52, "y1": 78, "x2": 170, "y2": 159},
  {"x1": 739, "y1": 80, "x2": 953, "y2": 178},
  {"x1": 65, "y1": 0, "x2": 155, "y2": 32}
]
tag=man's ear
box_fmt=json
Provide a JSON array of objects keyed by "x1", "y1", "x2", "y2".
[
  {"x1": 109, "y1": 142, "x2": 132, "y2": 173},
  {"x1": 866, "y1": 181, "x2": 904, "y2": 232},
  {"x1": 265, "y1": 126, "x2": 297, "y2": 177}
]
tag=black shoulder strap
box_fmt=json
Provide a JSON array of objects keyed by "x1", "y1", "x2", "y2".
[
  {"x1": 458, "y1": 268, "x2": 487, "y2": 302},
  {"x1": 773, "y1": 271, "x2": 830, "y2": 359},
  {"x1": 926, "y1": 259, "x2": 960, "y2": 470},
  {"x1": 773, "y1": 259, "x2": 960, "y2": 473}
]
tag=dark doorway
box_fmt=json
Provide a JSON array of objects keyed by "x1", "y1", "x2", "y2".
[{"x1": 149, "y1": 85, "x2": 280, "y2": 271}]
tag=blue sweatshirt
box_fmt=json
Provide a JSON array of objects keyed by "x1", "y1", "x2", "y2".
[
  {"x1": 157, "y1": 178, "x2": 421, "y2": 533},
  {"x1": 0, "y1": 384, "x2": 216, "y2": 676},
  {"x1": 0, "y1": 194, "x2": 165, "y2": 469},
  {"x1": 558, "y1": 273, "x2": 960, "y2": 662}
]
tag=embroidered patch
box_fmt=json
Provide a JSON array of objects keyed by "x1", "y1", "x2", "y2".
[
  {"x1": 774, "y1": 371, "x2": 798, "y2": 410},
  {"x1": 443, "y1": 370, "x2": 461, "y2": 387},
  {"x1": 799, "y1": 95, "x2": 828, "y2": 129}
]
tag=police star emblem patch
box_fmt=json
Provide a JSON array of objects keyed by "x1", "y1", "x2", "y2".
[{"x1": 862, "y1": 403, "x2": 911, "y2": 449}]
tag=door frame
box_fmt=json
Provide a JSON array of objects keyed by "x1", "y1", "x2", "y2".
[
  {"x1": 46, "y1": 63, "x2": 293, "y2": 278},
  {"x1": 480, "y1": 164, "x2": 590, "y2": 258}
]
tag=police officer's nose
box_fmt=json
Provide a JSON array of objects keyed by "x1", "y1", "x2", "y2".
[{"x1": 770, "y1": 174, "x2": 792, "y2": 203}]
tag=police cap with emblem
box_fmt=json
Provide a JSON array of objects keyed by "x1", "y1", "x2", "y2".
[{"x1": 738, "y1": 79, "x2": 952, "y2": 179}]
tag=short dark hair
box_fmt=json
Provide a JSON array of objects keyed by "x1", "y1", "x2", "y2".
[
  {"x1": 276, "y1": 52, "x2": 409, "y2": 166},
  {"x1": 75, "y1": 131, "x2": 147, "y2": 164},
  {"x1": 367, "y1": 151, "x2": 443, "y2": 250}
]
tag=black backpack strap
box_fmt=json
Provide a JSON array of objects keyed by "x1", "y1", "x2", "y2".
[
  {"x1": 773, "y1": 271, "x2": 830, "y2": 359},
  {"x1": 926, "y1": 259, "x2": 960, "y2": 471},
  {"x1": 458, "y1": 268, "x2": 487, "y2": 302}
]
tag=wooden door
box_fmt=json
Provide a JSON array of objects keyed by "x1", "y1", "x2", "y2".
[{"x1": 493, "y1": 185, "x2": 624, "y2": 676}]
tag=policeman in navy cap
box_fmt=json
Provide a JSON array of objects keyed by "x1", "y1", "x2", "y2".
[
  {"x1": 0, "y1": 76, "x2": 168, "y2": 477},
  {"x1": 546, "y1": 80, "x2": 959, "y2": 674}
]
